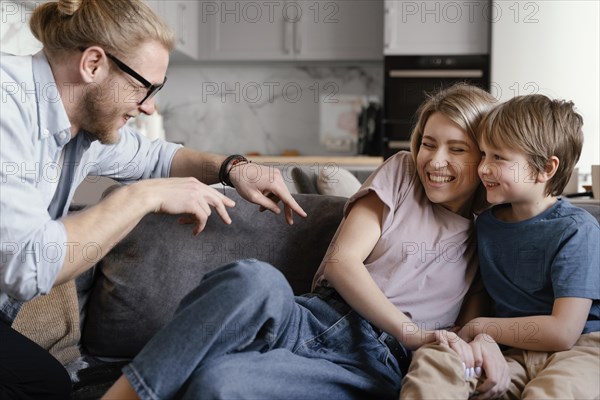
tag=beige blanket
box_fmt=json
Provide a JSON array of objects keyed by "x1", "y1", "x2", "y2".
[{"x1": 11, "y1": 280, "x2": 81, "y2": 365}]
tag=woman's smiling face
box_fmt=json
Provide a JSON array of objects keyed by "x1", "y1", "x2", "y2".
[{"x1": 416, "y1": 112, "x2": 483, "y2": 216}]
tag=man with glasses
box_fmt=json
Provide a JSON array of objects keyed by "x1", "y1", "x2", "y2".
[{"x1": 1, "y1": 1, "x2": 306, "y2": 398}]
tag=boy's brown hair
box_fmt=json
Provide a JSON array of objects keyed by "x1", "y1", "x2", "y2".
[{"x1": 478, "y1": 94, "x2": 584, "y2": 197}]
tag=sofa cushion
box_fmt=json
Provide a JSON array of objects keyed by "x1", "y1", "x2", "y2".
[
  {"x1": 291, "y1": 167, "x2": 319, "y2": 194},
  {"x1": 81, "y1": 190, "x2": 346, "y2": 358},
  {"x1": 317, "y1": 167, "x2": 362, "y2": 197}
]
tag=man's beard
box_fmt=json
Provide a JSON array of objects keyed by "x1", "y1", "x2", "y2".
[{"x1": 79, "y1": 80, "x2": 126, "y2": 145}]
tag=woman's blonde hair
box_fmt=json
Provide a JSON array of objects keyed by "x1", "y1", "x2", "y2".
[
  {"x1": 409, "y1": 83, "x2": 497, "y2": 213},
  {"x1": 30, "y1": 0, "x2": 174, "y2": 59}
]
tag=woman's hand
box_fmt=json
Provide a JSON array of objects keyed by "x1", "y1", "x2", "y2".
[
  {"x1": 468, "y1": 333, "x2": 510, "y2": 399},
  {"x1": 434, "y1": 330, "x2": 475, "y2": 379}
]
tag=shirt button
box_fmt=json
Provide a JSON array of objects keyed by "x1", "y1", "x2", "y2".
[
  {"x1": 59, "y1": 132, "x2": 67, "y2": 140},
  {"x1": 43, "y1": 128, "x2": 50, "y2": 137}
]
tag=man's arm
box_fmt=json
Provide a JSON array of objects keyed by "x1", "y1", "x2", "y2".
[
  {"x1": 169, "y1": 148, "x2": 307, "y2": 224},
  {"x1": 55, "y1": 176, "x2": 235, "y2": 285},
  {"x1": 169, "y1": 147, "x2": 223, "y2": 184},
  {"x1": 56, "y1": 146, "x2": 308, "y2": 285}
]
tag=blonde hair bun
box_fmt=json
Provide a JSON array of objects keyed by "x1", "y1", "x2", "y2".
[{"x1": 57, "y1": 0, "x2": 83, "y2": 16}]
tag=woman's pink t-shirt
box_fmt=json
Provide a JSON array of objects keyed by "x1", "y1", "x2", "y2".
[{"x1": 313, "y1": 151, "x2": 478, "y2": 330}]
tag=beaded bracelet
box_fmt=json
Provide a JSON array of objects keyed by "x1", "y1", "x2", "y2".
[{"x1": 218, "y1": 154, "x2": 249, "y2": 188}]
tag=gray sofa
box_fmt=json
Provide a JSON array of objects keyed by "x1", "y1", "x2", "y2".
[
  {"x1": 70, "y1": 190, "x2": 600, "y2": 398},
  {"x1": 72, "y1": 189, "x2": 347, "y2": 398}
]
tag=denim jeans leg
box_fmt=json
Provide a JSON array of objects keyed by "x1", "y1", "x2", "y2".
[
  {"x1": 180, "y1": 348, "x2": 396, "y2": 400},
  {"x1": 177, "y1": 288, "x2": 401, "y2": 400},
  {"x1": 122, "y1": 259, "x2": 298, "y2": 400}
]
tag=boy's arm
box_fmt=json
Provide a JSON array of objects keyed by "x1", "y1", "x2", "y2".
[{"x1": 461, "y1": 297, "x2": 592, "y2": 351}]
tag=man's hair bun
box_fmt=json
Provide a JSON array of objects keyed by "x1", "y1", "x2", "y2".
[{"x1": 57, "y1": 0, "x2": 83, "y2": 16}]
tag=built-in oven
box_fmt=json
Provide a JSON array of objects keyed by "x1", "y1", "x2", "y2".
[{"x1": 382, "y1": 55, "x2": 490, "y2": 158}]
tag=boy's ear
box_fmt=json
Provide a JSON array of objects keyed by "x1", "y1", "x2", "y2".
[{"x1": 537, "y1": 156, "x2": 560, "y2": 183}]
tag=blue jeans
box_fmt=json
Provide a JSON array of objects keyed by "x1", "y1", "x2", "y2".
[{"x1": 123, "y1": 259, "x2": 402, "y2": 400}]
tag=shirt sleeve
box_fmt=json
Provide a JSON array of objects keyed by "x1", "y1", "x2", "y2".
[
  {"x1": 551, "y1": 215, "x2": 600, "y2": 300},
  {"x1": 344, "y1": 151, "x2": 417, "y2": 233},
  {"x1": 1, "y1": 88, "x2": 67, "y2": 301},
  {"x1": 85, "y1": 126, "x2": 182, "y2": 181}
]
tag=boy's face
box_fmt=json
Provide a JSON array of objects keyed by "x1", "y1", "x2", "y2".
[
  {"x1": 478, "y1": 138, "x2": 545, "y2": 206},
  {"x1": 416, "y1": 112, "x2": 482, "y2": 216}
]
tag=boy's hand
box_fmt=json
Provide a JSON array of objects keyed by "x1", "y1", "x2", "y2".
[{"x1": 468, "y1": 334, "x2": 510, "y2": 399}]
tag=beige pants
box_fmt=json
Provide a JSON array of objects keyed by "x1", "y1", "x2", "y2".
[{"x1": 400, "y1": 332, "x2": 600, "y2": 399}]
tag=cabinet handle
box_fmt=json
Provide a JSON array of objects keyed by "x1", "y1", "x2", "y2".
[
  {"x1": 293, "y1": 20, "x2": 301, "y2": 54},
  {"x1": 384, "y1": 1, "x2": 395, "y2": 50},
  {"x1": 389, "y1": 70, "x2": 484, "y2": 78},
  {"x1": 283, "y1": 18, "x2": 292, "y2": 54}
]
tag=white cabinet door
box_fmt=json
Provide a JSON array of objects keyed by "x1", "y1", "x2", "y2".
[
  {"x1": 384, "y1": 0, "x2": 490, "y2": 55},
  {"x1": 163, "y1": 1, "x2": 203, "y2": 60},
  {"x1": 148, "y1": 1, "x2": 204, "y2": 61},
  {"x1": 296, "y1": 0, "x2": 383, "y2": 61},
  {"x1": 204, "y1": 0, "x2": 293, "y2": 61}
]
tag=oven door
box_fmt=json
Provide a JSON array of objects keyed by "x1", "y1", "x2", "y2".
[{"x1": 383, "y1": 55, "x2": 489, "y2": 158}]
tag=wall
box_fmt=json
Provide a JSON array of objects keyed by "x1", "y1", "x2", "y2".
[{"x1": 491, "y1": 0, "x2": 600, "y2": 174}]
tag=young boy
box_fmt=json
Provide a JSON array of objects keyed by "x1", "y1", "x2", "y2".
[{"x1": 400, "y1": 95, "x2": 600, "y2": 399}]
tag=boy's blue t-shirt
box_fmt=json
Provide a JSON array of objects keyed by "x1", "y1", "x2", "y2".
[{"x1": 477, "y1": 199, "x2": 600, "y2": 334}]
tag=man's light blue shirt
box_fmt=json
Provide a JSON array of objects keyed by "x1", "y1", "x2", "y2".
[{"x1": 0, "y1": 51, "x2": 181, "y2": 323}]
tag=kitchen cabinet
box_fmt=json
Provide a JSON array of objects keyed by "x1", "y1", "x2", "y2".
[
  {"x1": 202, "y1": 0, "x2": 383, "y2": 61},
  {"x1": 147, "y1": 1, "x2": 206, "y2": 61},
  {"x1": 295, "y1": 1, "x2": 383, "y2": 60},
  {"x1": 384, "y1": 0, "x2": 490, "y2": 55},
  {"x1": 201, "y1": 0, "x2": 290, "y2": 61}
]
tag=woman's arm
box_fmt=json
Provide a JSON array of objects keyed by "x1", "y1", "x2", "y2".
[
  {"x1": 461, "y1": 297, "x2": 592, "y2": 351},
  {"x1": 322, "y1": 191, "x2": 438, "y2": 350}
]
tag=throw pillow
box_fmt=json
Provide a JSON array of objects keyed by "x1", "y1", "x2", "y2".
[
  {"x1": 12, "y1": 280, "x2": 81, "y2": 366},
  {"x1": 316, "y1": 167, "x2": 362, "y2": 197},
  {"x1": 291, "y1": 167, "x2": 318, "y2": 194}
]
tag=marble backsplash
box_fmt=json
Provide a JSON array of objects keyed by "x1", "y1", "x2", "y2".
[{"x1": 158, "y1": 63, "x2": 383, "y2": 156}]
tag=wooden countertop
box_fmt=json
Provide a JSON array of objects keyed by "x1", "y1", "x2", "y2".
[{"x1": 247, "y1": 155, "x2": 384, "y2": 166}]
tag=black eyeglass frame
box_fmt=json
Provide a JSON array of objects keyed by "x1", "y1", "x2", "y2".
[{"x1": 105, "y1": 52, "x2": 167, "y2": 105}]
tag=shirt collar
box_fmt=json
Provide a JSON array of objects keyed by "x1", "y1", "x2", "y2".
[{"x1": 31, "y1": 51, "x2": 72, "y2": 142}]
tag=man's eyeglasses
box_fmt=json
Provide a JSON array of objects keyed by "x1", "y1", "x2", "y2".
[{"x1": 105, "y1": 52, "x2": 167, "y2": 105}]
